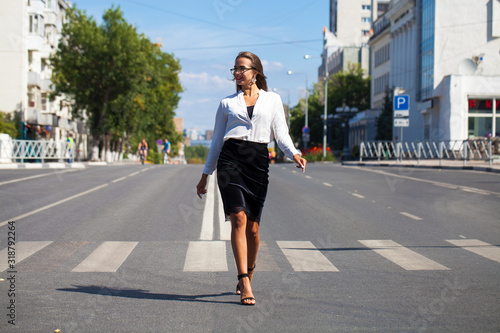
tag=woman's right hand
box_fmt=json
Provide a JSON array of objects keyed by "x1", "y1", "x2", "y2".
[{"x1": 196, "y1": 174, "x2": 208, "y2": 199}]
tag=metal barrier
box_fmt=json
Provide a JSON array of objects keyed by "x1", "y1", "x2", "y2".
[
  {"x1": 359, "y1": 139, "x2": 494, "y2": 167},
  {"x1": 0, "y1": 139, "x2": 73, "y2": 163}
]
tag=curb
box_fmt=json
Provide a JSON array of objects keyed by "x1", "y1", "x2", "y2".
[
  {"x1": 0, "y1": 160, "x2": 146, "y2": 169},
  {"x1": 0, "y1": 162, "x2": 86, "y2": 169},
  {"x1": 342, "y1": 161, "x2": 500, "y2": 174}
]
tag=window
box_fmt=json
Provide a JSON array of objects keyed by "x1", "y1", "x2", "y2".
[
  {"x1": 468, "y1": 98, "x2": 499, "y2": 138},
  {"x1": 362, "y1": 5, "x2": 371, "y2": 10},
  {"x1": 41, "y1": 93, "x2": 47, "y2": 111},
  {"x1": 419, "y1": 0, "x2": 435, "y2": 101},
  {"x1": 362, "y1": 17, "x2": 371, "y2": 23},
  {"x1": 28, "y1": 92, "x2": 36, "y2": 108},
  {"x1": 29, "y1": 14, "x2": 44, "y2": 35},
  {"x1": 375, "y1": 44, "x2": 390, "y2": 67}
]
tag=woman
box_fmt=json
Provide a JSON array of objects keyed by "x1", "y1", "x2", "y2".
[{"x1": 196, "y1": 51, "x2": 306, "y2": 306}]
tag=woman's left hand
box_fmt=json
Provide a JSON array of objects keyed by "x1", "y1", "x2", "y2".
[{"x1": 293, "y1": 154, "x2": 307, "y2": 173}]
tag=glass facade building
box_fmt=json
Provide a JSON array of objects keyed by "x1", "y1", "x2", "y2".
[{"x1": 419, "y1": 0, "x2": 435, "y2": 101}]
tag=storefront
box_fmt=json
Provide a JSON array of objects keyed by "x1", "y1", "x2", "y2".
[{"x1": 468, "y1": 98, "x2": 500, "y2": 138}]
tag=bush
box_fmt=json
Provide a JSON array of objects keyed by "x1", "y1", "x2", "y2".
[
  {"x1": 302, "y1": 146, "x2": 335, "y2": 162},
  {"x1": 148, "y1": 149, "x2": 161, "y2": 164},
  {"x1": 0, "y1": 111, "x2": 19, "y2": 138},
  {"x1": 185, "y1": 145, "x2": 209, "y2": 164}
]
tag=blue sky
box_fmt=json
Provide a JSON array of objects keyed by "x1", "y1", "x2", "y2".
[{"x1": 76, "y1": 0, "x2": 329, "y2": 131}]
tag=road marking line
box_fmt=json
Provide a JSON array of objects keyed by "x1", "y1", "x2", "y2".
[
  {"x1": 359, "y1": 240, "x2": 449, "y2": 270},
  {"x1": 459, "y1": 187, "x2": 490, "y2": 196},
  {"x1": 323, "y1": 182, "x2": 333, "y2": 187},
  {"x1": 348, "y1": 166, "x2": 500, "y2": 196},
  {"x1": 0, "y1": 184, "x2": 109, "y2": 227},
  {"x1": 352, "y1": 193, "x2": 365, "y2": 198},
  {"x1": 446, "y1": 239, "x2": 500, "y2": 264},
  {"x1": 72, "y1": 241, "x2": 138, "y2": 272},
  {"x1": 200, "y1": 176, "x2": 215, "y2": 240},
  {"x1": 112, "y1": 176, "x2": 127, "y2": 183},
  {"x1": 277, "y1": 241, "x2": 339, "y2": 272},
  {"x1": 0, "y1": 241, "x2": 53, "y2": 272},
  {"x1": 216, "y1": 178, "x2": 231, "y2": 241},
  {"x1": 183, "y1": 241, "x2": 228, "y2": 272},
  {"x1": 0, "y1": 170, "x2": 78, "y2": 186},
  {"x1": 305, "y1": 175, "x2": 312, "y2": 179},
  {"x1": 400, "y1": 212, "x2": 423, "y2": 220},
  {"x1": 128, "y1": 171, "x2": 140, "y2": 177}
]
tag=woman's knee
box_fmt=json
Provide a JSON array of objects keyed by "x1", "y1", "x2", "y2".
[
  {"x1": 231, "y1": 211, "x2": 247, "y2": 230},
  {"x1": 247, "y1": 221, "x2": 259, "y2": 239}
]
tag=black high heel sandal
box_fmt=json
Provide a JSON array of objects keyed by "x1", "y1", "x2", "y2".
[
  {"x1": 236, "y1": 264, "x2": 256, "y2": 295},
  {"x1": 237, "y1": 274, "x2": 255, "y2": 306}
]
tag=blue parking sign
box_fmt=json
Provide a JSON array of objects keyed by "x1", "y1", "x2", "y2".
[{"x1": 394, "y1": 95, "x2": 409, "y2": 111}]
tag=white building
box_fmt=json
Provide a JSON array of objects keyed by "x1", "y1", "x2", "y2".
[
  {"x1": 0, "y1": 0, "x2": 86, "y2": 155},
  {"x1": 321, "y1": 0, "x2": 391, "y2": 78},
  {"x1": 383, "y1": 0, "x2": 500, "y2": 142},
  {"x1": 368, "y1": 14, "x2": 391, "y2": 111}
]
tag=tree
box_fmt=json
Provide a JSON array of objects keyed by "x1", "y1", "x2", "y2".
[
  {"x1": 375, "y1": 87, "x2": 393, "y2": 141},
  {"x1": 289, "y1": 64, "x2": 371, "y2": 151},
  {"x1": 0, "y1": 112, "x2": 20, "y2": 139},
  {"x1": 51, "y1": 6, "x2": 182, "y2": 161}
]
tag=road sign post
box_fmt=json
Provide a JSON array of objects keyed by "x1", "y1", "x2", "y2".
[{"x1": 393, "y1": 94, "x2": 410, "y2": 142}]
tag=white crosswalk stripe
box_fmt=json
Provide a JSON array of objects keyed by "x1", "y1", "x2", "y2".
[
  {"x1": 359, "y1": 240, "x2": 450, "y2": 270},
  {"x1": 446, "y1": 239, "x2": 500, "y2": 264},
  {"x1": 277, "y1": 241, "x2": 339, "y2": 272},
  {"x1": 3, "y1": 238, "x2": 499, "y2": 273},
  {"x1": 0, "y1": 241, "x2": 52, "y2": 272},
  {"x1": 183, "y1": 241, "x2": 228, "y2": 272},
  {"x1": 72, "y1": 241, "x2": 138, "y2": 272}
]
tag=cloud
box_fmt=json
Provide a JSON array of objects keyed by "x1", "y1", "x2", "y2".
[
  {"x1": 262, "y1": 60, "x2": 284, "y2": 72},
  {"x1": 179, "y1": 71, "x2": 234, "y2": 92}
]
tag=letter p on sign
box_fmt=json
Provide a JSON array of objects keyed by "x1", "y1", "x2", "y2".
[{"x1": 394, "y1": 95, "x2": 409, "y2": 111}]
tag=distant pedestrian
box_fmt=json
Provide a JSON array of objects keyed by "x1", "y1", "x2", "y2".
[
  {"x1": 196, "y1": 51, "x2": 306, "y2": 306},
  {"x1": 67, "y1": 133, "x2": 74, "y2": 163},
  {"x1": 162, "y1": 138, "x2": 171, "y2": 165}
]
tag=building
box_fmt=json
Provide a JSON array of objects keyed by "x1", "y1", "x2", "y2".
[
  {"x1": 320, "y1": 0, "x2": 391, "y2": 79},
  {"x1": 0, "y1": 0, "x2": 87, "y2": 154},
  {"x1": 386, "y1": 0, "x2": 500, "y2": 142},
  {"x1": 368, "y1": 13, "x2": 391, "y2": 111}
]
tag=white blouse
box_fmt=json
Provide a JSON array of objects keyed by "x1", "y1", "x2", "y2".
[{"x1": 203, "y1": 89, "x2": 301, "y2": 175}]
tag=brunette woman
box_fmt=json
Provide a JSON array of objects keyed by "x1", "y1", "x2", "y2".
[{"x1": 196, "y1": 51, "x2": 306, "y2": 305}]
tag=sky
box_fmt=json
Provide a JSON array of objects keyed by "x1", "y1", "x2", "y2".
[{"x1": 76, "y1": 0, "x2": 329, "y2": 132}]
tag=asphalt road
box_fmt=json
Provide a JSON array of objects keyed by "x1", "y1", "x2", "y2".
[{"x1": 0, "y1": 163, "x2": 499, "y2": 332}]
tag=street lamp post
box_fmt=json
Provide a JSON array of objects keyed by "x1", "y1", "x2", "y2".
[
  {"x1": 287, "y1": 71, "x2": 309, "y2": 149},
  {"x1": 335, "y1": 105, "x2": 358, "y2": 160}
]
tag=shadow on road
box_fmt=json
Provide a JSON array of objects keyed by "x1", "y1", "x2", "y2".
[{"x1": 57, "y1": 285, "x2": 236, "y2": 305}]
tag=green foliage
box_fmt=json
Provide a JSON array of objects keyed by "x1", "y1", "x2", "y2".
[
  {"x1": 303, "y1": 149, "x2": 335, "y2": 162},
  {"x1": 185, "y1": 145, "x2": 209, "y2": 164},
  {"x1": 289, "y1": 64, "x2": 371, "y2": 151},
  {"x1": 375, "y1": 87, "x2": 393, "y2": 141},
  {"x1": 148, "y1": 149, "x2": 162, "y2": 164},
  {"x1": 0, "y1": 112, "x2": 20, "y2": 138},
  {"x1": 50, "y1": 5, "x2": 182, "y2": 158}
]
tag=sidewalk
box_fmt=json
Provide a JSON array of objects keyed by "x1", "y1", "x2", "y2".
[
  {"x1": 0, "y1": 160, "x2": 142, "y2": 169},
  {"x1": 342, "y1": 159, "x2": 500, "y2": 173}
]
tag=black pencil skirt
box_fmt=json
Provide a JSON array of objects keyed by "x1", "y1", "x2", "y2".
[{"x1": 217, "y1": 139, "x2": 270, "y2": 223}]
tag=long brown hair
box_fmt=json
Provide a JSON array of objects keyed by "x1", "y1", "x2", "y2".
[{"x1": 235, "y1": 51, "x2": 268, "y2": 92}]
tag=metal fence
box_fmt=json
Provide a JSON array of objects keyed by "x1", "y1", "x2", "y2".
[
  {"x1": 0, "y1": 139, "x2": 73, "y2": 163},
  {"x1": 359, "y1": 139, "x2": 495, "y2": 167}
]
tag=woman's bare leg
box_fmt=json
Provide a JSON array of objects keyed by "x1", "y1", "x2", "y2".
[
  {"x1": 231, "y1": 211, "x2": 255, "y2": 305},
  {"x1": 246, "y1": 220, "x2": 259, "y2": 282}
]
